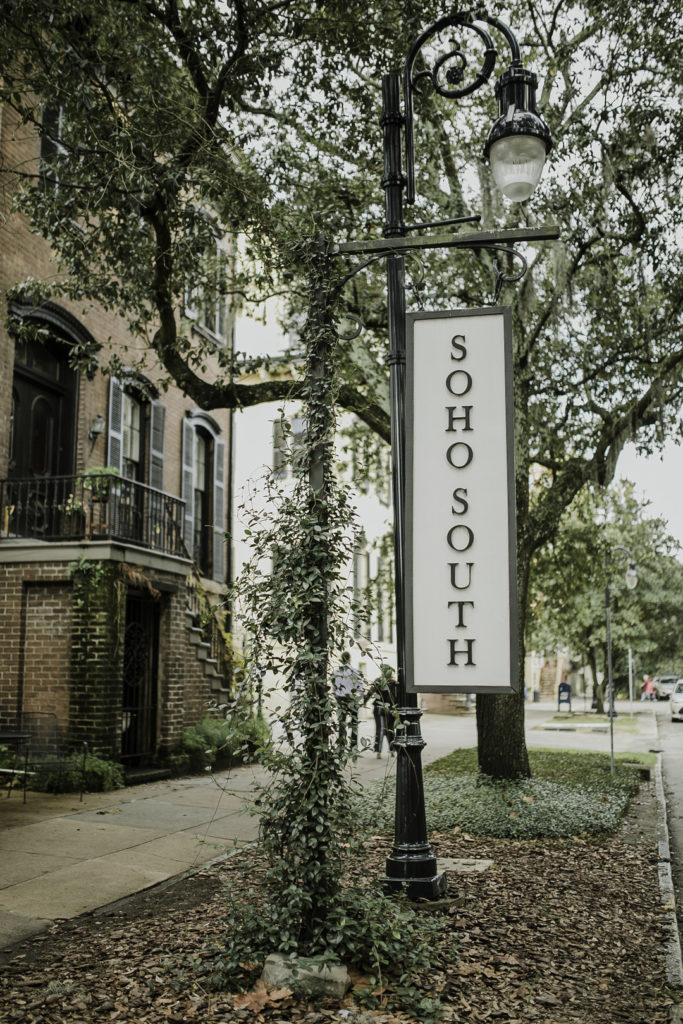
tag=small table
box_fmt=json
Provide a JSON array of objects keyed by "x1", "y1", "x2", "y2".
[{"x1": 0, "y1": 728, "x2": 30, "y2": 746}]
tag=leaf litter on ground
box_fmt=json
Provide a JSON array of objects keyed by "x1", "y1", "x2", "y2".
[{"x1": 0, "y1": 775, "x2": 675, "y2": 1023}]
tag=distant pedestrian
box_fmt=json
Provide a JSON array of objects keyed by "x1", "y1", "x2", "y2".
[
  {"x1": 641, "y1": 675, "x2": 655, "y2": 702},
  {"x1": 368, "y1": 664, "x2": 398, "y2": 757},
  {"x1": 333, "y1": 652, "x2": 364, "y2": 754}
]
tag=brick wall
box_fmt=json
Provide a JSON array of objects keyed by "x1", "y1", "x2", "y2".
[
  {"x1": 23, "y1": 581, "x2": 72, "y2": 724},
  {"x1": 0, "y1": 552, "x2": 225, "y2": 761},
  {"x1": 69, "y1": 562, "x2": 124, "y2": 756}
]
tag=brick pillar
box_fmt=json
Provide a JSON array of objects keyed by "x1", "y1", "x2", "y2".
[{"x1": 69, "y1": 560, "x2": 124, "y2": 757}]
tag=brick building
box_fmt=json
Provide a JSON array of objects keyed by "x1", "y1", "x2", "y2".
[{"x1": 0, "y1": 104, "x2": 234, "y2": 769}]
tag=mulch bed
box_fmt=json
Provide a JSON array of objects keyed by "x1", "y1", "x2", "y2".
[{"x1": 0, "y1": 781, "x2": 676, "y2": 1023}]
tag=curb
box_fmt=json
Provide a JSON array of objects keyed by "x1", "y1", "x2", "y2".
[{"x1": 654, "y1": 755, "x2": 683, "y2": 1019}]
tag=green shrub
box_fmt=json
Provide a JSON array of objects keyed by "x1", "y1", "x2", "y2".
[
  {"x1": 178, "y1": 714, "x2": 270, "y2": 774},
  {"x1": 31, "y1": 753, "x2": 125, "y2": 794},
  {"x1": 188, "y1": 881, "x2": 444, "y2": 1022}
]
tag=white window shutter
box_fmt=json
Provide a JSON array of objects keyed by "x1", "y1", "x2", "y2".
[
  {"x1": 213, "y1": 438, "x2": 226, "y2": 582},
  {"x1": 181, "y1": 417, "x2": 195, "y2": 555},
  {"x1": 107, "y1": 377, "x2": 124, "y2": 473},
  {"x1": 150, "y1": 401, "x2": 165, "y2": 491}
]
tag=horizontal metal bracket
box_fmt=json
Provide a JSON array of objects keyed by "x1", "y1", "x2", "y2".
[{"x1": 330, "y1": 224, "x2": 560, "y2": 258}]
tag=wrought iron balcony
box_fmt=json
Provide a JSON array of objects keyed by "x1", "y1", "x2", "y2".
[{"x1": 0, "y1": 473, "x2": 186, "y2": 558}]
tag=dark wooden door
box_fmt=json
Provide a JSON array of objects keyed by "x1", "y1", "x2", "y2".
[{"x1": 121, "y1": 593, "x2": 159, "y2": 765}]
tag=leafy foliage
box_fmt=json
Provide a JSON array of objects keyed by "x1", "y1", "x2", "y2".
[
  {"x1": 177, "y1": 713, "x2": 269, "y2": 774},
  {"x1": 529, "y1": 481, "x2": 683, "y2": 698},
  {"x1": 30, "y1": 752, "x2": 124, "y2": 794}
]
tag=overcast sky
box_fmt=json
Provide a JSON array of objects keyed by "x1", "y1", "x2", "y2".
[{"x1": 617, "y1": 440, "x2": 683, "y2": 552}]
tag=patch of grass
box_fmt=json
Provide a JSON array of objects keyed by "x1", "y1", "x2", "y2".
[
  {"x1": 549, "y1": 713, "x2": 643, "y2": 731},
  {"x1": 427, "y1": 746, "x2": 655, "y2": 786},
  {"x1": 354, "y1": 748, "x2": 653, "y2": 840}
]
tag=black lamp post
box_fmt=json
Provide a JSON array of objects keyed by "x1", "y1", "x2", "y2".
[
  {"x1": 379, "y1": 11, "x2": 552, "y2": 899},
  {"x1": 605, "y1": 545, "x2": 637, "y2": 775}
]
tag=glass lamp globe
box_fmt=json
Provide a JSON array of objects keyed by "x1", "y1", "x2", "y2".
[{"x1": 488, "y1": 133, "x2": 548, "y2": 202}]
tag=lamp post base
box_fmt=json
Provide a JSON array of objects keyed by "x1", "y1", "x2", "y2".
[
  {"x1": 383, "y1": 706, "x2": 447, "y2": 900},
  {"x1": 384, "y1": 862, "x2": 447, "y2": 900}
]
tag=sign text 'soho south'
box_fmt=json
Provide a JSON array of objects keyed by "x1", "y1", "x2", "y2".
[
  {"x1": 407, "y1": 308, "x2": 516, "y2": 694},
  {"x1": 445, "y1": 333, "x2": 475, "y2": 670}
]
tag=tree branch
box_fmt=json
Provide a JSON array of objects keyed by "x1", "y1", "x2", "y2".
[{"x1": 529, "y1": 347, "x2": 683, "y2": 553}]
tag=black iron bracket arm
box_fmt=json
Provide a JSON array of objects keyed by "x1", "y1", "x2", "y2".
[
  {"x1": 403, "y1": 8, "x2": 524, "y2": 204},
  {"x1": 329, "y1": 224, "x2": 559, "y2": 258},
  {"x1": 329, "y1": 226, "x2": 559, "y2": 302}
]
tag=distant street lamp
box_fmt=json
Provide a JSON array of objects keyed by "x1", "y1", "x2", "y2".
[{"x1": 605, "y1": 545, "x2": 637, "y2": 774}]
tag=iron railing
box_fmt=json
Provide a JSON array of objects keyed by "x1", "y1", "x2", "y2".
[{"x1": 0, "y1": 474, "x2": 185, "y2": 557}]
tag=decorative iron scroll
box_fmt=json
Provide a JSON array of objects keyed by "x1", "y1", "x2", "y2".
[
  {"x1": 404, "y1": 12, "x2": 497, "y2": 203},
  {"x1": 484, "y1": 244, "x2": 529, "y2": 302},
  {"x1": 403, "y1": 9, "x2": 525, "y2": 204}
]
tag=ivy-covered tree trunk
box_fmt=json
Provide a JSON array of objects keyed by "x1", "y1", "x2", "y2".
[
  {"x1": 295, "y1": 243, "x2": 341, "y2": 942},
  {"x1": 234, "y1": 241, "x2": 363, "y2": 954}
]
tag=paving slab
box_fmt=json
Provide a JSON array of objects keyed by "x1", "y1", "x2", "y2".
[
  {"x1": 73, "y1": 799, "x2": 221, "y2": 832},
  {"x1": 120, "y1": 830, "x2": 219, "y2": 867},
  {"x1": 158, "y1": 785, "x2": 254, "y2": 813},
  {"x1": 0, "y1": 817, "x2": 168, "y2": 858},
  {"x1": 0, "y1": 850, "x2": 79, "y2": 888},
  {"x1": 0, "y1": 908, "x2": 51, "y2": 947},
  {"x1": 190, "y1": 810, "x2": 261, "y2": 844},
  {"x1": 0, "y1": 856, "x2": 179, "y2": 920}
]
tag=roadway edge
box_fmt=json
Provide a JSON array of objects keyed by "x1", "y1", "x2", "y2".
[{"x1": 654, "y1": 753, "x2": 683, "y2": 1018}]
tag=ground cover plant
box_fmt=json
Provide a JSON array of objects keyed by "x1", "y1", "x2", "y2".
[{"x1": 352, "y1": 748, "x2": 655, "y2": 839}]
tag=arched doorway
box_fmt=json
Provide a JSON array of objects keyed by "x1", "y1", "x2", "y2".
[{"x1": 9, "y1": 334, "x2": 77, "y2": 480}]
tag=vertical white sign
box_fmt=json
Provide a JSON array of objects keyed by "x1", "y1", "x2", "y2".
[{"x1": 405, "y1": 308, "x2": 518, "y2": 693}]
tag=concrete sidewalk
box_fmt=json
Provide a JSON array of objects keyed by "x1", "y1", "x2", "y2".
[{"x1": 0, "y1": 703, "x2": 660, "y2": 950}]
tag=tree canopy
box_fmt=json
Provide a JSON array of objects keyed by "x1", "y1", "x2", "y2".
[
  {"x1": 530, "y1": 482, "x2": 683, "y2": 705},
  {"x1": 1, "y1": 0, "x2": 683, "y2": 777}
]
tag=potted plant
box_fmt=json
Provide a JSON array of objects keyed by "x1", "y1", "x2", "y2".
[
  {"x1": 59, "y1": 492, "x2": 86, "y2": 537},
  {"x1": 78, "y1": 466, "x2": 120, "y2": 501}
]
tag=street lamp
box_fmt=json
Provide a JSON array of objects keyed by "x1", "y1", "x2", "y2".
[
  {"x1": 380, "y1": 11, "x2": 552, "y2": 899},
  {"x1": 605, "y1": 545, "x2": 637, "y2": 775}
]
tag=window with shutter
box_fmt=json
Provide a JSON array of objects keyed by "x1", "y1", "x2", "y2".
[
  {"x1": 213, "y1": 438, "x2": 226, "y2": 583},
  {"x1": 107, "y1": 378, "x2": 124, "y2": 474},
  {"x1": 181, "y1": 417, "x2": 195, "y2": 558},
  {"x1": 182, "y1": 412, "x2": 227, "y2": 580},
  {"x1": 184, "y1": 238, "x2": 233, "y2": 347}
]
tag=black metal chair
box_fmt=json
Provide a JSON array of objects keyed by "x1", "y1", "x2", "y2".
[{"x1": 3, "y1": 712, "x2": 88, "y2": 802}]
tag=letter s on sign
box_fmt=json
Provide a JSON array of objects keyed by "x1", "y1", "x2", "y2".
[
  {"x1": 451, "y1": 487, "x2": 469, "y2": 515},
  {"x1": 451, "y1": 335, "x2": 467, "y2": 361}
]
